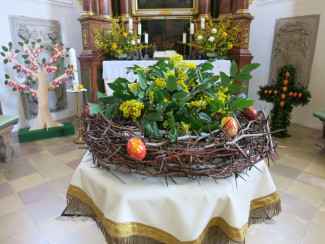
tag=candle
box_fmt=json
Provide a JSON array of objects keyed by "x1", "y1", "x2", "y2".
[
  {"x1": 190, "y1": 23, "x2": 194, "y2": 35},
  {"x1": 129, "y1": 18, "x2": 133, "y2": 30},
  {"x1": 69, "y1": 48, "x2": 79, "y2": 91},
  {"x1": 138, "y1": 23, "x2": 142, "y2": 35},
  {"x1": 183, "y1": 33, "x2": 187, "y2": 44},
  {"x1": 144, "y1": 33, "x2": 148, "y2": 44},
  {"x1": 201, "y1": 17, "x2": 205, "y2": 30}
]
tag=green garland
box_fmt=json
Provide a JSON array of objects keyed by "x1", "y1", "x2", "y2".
[{"x1": 258, "y1": 64, "x2": 311, "y2": 137}]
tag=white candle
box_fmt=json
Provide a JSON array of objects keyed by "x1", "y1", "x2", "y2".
[
  {"x1": 190, "y1": 23, "x2": 194, "y2": 35},
  {"x1": 183, "y1": 33, "x2": 187, "y2": 44},
  {"x1": 144, "y1": 33, "x2": 148, "y2": 44},
  {"x1": 129, "y1": 18, "x2": 133, "y2": 30},
  {"x1": 69, "y1": 48, "x2": 79, "y2": 91},
  {"x1": 201, "y1": 17, "x2": 205, "y2": 30},
  {"x1": 138, "y1": 23, "x2": 142, "y2": 35}
]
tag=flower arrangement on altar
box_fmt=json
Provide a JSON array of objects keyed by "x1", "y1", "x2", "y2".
[
  {"x1": 191, "y1": 15, "x2": 242, "y2": 58},
  {"x1": 95, "y1": 18, "x2": 139, "y2": 59},
  {"x1": 83, "y1": 55, "x2": 276, "y2": 180}
]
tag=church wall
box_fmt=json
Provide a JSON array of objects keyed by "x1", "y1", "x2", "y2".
[
  {"x1": 0, "y1": 0, "x2": 83, "y2": 132},
  {"x1": 248, "y1": 0, "x2": 325, "y2": 130}
]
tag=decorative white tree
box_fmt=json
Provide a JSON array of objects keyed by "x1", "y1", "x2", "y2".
[{"x1": 1, "y1": 39, "x2": 76, "y2": 131}]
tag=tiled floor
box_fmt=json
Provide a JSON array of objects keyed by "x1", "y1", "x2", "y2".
[{"x1": 0, "y1": 122, "x2": 324, "y2": 243}]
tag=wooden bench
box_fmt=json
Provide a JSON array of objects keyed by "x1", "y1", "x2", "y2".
[
  {"x1": 0, "y1": 102, "x2": 19, "y2": 162},
  {"x1": 312, "y1": 110, "x2": 325, "y2": 148}
]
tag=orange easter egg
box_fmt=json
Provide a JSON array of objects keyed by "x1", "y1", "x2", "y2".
[
  {"x1": 127, "y1": 138, "x2": 147, "y2": 160},
  {"x1": 221, "y1": 117, "x2": 239, "y2": 137},
  {"x1": 280, "y1": 101, "x2": 285, "y2": 107}
]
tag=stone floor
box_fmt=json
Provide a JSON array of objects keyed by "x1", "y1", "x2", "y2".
[{"x1": 0, "y1": 122, "x2": 324, "y2": 244}]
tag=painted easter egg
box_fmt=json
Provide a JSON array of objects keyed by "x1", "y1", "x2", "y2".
[{"x1": 127, "y1": 138, "x2": 147, "y2": 160}]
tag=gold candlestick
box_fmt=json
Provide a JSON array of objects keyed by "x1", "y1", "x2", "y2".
[{"x1": 73, "y1": 92, "x2": 84, "y2": 144}]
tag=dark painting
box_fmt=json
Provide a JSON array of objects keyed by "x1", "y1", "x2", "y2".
[{"x1": 137, "y1": 0, "x2": 194, "y2": 9}]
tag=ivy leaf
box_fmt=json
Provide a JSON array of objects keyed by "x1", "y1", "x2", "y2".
[
  {"x1": 18, "y1": 42, "x2": 24, "y2": 46},
  {"x1": 231, "y1": 98, "x2": 254, "y2": 109},
  {"x1": 89, "y1": 103, "x2": 104, "y2": 115},
  {"x1": 5, "y1": 74, "x2": 9, "y2": 79},
  {"x1": 240, "y1": 63, "x2": 260, "y2": 74},
  {"x1": 1, "y1": 46, "x2": 8, "y2": 52},
  {"x1": 137, "y1": 70, "x2": 147, "y2": 90},
  {"x1": 230, "y1": 60, "x2": 238, "y2": 77},
  {"x1": 166, "y1": 75, "x2": 177, "y2": 92},
  {"x1": 220, "y1": 72, "x2": 231, "y2": 87}
]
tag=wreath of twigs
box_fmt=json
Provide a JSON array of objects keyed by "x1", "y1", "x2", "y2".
[{"x1": 82, "y1": 109, "x2": 277, "y2": 183}]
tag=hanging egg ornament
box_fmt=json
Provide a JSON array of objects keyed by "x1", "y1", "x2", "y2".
[
  {"x1": 281, "y1": 93, "x2": 286, "y2": 100},
  {"x1": 243, "y1": 106, "x2": 258, "y2": 120},
  {"x1": 274, "y1": 90, "x2": 278, "y2": 94},
  {"x1": 298, "y1": 93, "x2": 302, "y2": 98},
  {"x1": 280, "y1": 101, "x2": 285, "y2": 107},
  {"x1": 285, "y1": 71, "x2": 290, "y2": 78},
  {"x1": 264, "y1": 90, "x2": 268, "y2": 94},
  {"x1": 293, "y1": 93, "x2": 297, "y2": 97},
  {"x1": 127, "y1": 138, "x2": 147, "y2": 160},
  {"x1": 289, "y1": 92, "x2": 293, "y2": 96},
  {"x1": 268, "y1": 90, "x2": 272, "y2": 94},
  {"x1": 283, "y1": 86, "x2": 287, "y2": 92},
  {"x1": 283, "y1": 79, "x2": 288, "y2": 86},
  {"x1": 221, "y1": 117, "x2": 239, "y2": 137}
]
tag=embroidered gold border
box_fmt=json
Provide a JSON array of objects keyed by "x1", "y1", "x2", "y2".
[{"x1": 67, "y1": 185, "x2": 280, "y2": 243}]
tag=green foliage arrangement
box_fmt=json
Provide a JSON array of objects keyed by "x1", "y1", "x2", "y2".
[
  {"x1": 90, "y1": 54, "x2": 260, "y2": 140},
  {"x1": 258, "y1": 64, "x2": 311, "y2": 137}
]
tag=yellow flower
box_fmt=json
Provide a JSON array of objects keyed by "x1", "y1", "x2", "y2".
[
  {"x1": 154, "y1": 78, "x2": 166, "y2": 88},
  {"x1": 77, "y1": 84, "x2": 84, "y2": 90},
  {"x1": 112, "y1": 43, "x2": 117, "y2": 50},
  {"x1": 180, "y1": 122, "x2": 191, "y2": 133},
  {"x1": 217, "y1": 86, "x2": 230, "y2": 104},
  {"x1": 123, "y1": 32, "x2": 127, "y2": 38},
  {"x1": 128, "y1": 83, "x2": 141, "y2": 92},
  {"x1": 163, "y1": 120, "x2": 169, "y2": 128},
  {"x1": 148, "y1": 91, "x2": 154, "y2": 101},
  {"x1": 119, "y1": 99, "x2": 144, "y2": 122},
  {"x1": 222, "y1": 32, "x2": 228, "y2": 37},
  {"x1": 228, "y1": 43, "x2": 233, "y2": 49},
  {"x1": 186, "y1": 62, "x2": 196, "y2": 70}
]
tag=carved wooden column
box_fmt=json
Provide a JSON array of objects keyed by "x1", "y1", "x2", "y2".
[
  {"x1": 81, "y1": 0, "x2": 96, "y2": 16},
  {"x1": 218, "y1": 0, "x2": 232, "y2": 16},
  {"x1": 199, "y1": 0, "x2": 211, "y2": 17},
  {"x1": 98, "y1": 0, "x2": 113, "y2": 19},
  {"x1": 231, "y1": 0, "x2": 249, "y2": 13},
  {"x1": 120, "y1": 0, "x2": 132, "y2": 17}
]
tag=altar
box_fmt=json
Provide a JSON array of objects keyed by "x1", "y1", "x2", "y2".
[
  {"x1": 65, "y1": 152, "x2": 281, "y2": 244},
  {"x1": 102, "y1": 60, "x2": 231, "y2": 95}
]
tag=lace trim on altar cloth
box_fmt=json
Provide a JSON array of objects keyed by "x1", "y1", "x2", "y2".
[{"x1": 59, "y1": 185, "x2": 281, "y2": 244}]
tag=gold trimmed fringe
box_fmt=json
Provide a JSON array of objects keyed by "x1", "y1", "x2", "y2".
[{"x1": 65, "y1": 185, "x2": 281, "y2": 244}]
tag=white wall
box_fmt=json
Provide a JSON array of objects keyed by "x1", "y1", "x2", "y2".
[
  {"x1": 0, "y1": 0, "x2": 83, "y2": 132},
  {"x1": 248, "y1": 0, "x2": 325, "y2": 130}
]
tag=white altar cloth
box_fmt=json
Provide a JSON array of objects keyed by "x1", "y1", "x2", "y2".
[
  {"x1": 102, "y1": 60, "x2": 231, "y2": 96},
  {"x1": 67, "y1": 152, "x2": 280, "y2": 243}
]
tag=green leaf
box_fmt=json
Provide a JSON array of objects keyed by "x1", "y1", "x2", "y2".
[
  {"x1": 2, "y1": 46, "x2": 8, "y2": 52},
  {"x1": 89, "y1": 103, "x2": 104, "y2": 115},
  {"x1": 40, "y1": 45, "x2": 44, "y2": 48},
  {"x1": 37, "y1": 39, "x2": 41, "y2": 43},
  {"x1": 169, "y1": 114, "x2": 175, "y2": 129},
  {"x1": 31, "y1": 41, "x2": 35, "y2": 45},
  {"x1": 208, "y1": 102, "x2": 217, "y2": 112},
  {"x1": 108, "y1": 80, "x2": 124, "y2": 92},
  {"x1": 166, "y1": 75, "x2": 177, "y2": 92},
  {"x1": 0, "y1": 52, "x2": 5, "y2": 57},
  {"x1": 234, "y1": 73, "x2": 252, "y2": 81},
  {"x1": 24, "y1": 40, "x2": 29, "y2": 44},
  {"x1": 59, "y1": 42, "x2": 64, "y2": 46},
  {"x1": 230, "y1": 60, "x2": 238, "y2": 77},
  {"x1": 5, "y1": 74, "x2": 9, "y2": 79},
  {"x1": 26, "y1": 93, "x2": 30, "y2": 97},
  {"x1": 168, "y1": 128, "x2": 178, "y2": 142},
  {"x1": 97, "y1": 91, "x2": 107, "y2": 99},
  {"x1": 202, "y1": 122, "x2": 220, "y2": 133},
  {"x1": 138, "y1": 91, "x2": 145, "y2": 99},
  {"x1": 115, "y1": 77, "x2": 129, "y2": 84},
  {"x1": 8, "y1": 42, "x2": 12, "y2": 46},
  {"x1": 21, "y1": 92, "x2": 25, "y2": 96},
  {"x1": 145, "y1": 111, "x2": 163, "y2": 121},
  {"x1": 17, "y1": 69, "x2": 21, "y2": 73},
  {"x1": 231, "y1": 99, "x2": 254, "y2": 109},
  {"x1": 198, "y1": 112, "x2": 213, "y2": 124},
  {"x1": 165, "y1": 98, "x2": 177, "y2": 112},
  {"x1": 18, "y1": 42, "x2": 24, "y2": 46},
  {"x1": 4, "y1": 80, "x2": 8, "y2": 85},
  {"x1": 154, "y1": 90, "x2": 164, "y2": 103},
  {"x1": 172, "y1": 90, "x2": 188, "y2": 100},
  {"x1": 66, "y1": 47, "x2": 70, "y2": 51},
  {"x1": 32, "y1": 81, "x2": 36, "y2": 85},
  {"x1": 157, "y1": 102, "x2": 168, "y2": 114},
  {"x1": 228, "y1": 82, "x2": 244, "y2": 94},
  {"x1": 25, "y1": 60, "x2": 30, "y2": 64},
  {"x1": 15, "y1": 50, "x2": 19, "y2": 53},
  {"x1": 240, "y1": 63, "x2": 260, "y2": 74},
  {"x1": 113, "y1": 91, "x2": 132, "y2": 101},
  {"x1": 160, "y1": 88, "x2": 171, "y2": 98},
  {"x1": 152, "y1": 122, "x2": 160, "y2": 139},
  {"x1": 22, "y1": 55, "x2": 27, "y2": 59},
  {"x1": 4, "y1": 59, "x2": 8, "y2": 64},
  {"x1": 220, "y1": 72, "x2": 231, "y2": 87},
  {"x1": 143, "y1": 120, "x2": 154, "y2": 138},
  {"x1": 137, "y1": 70, "x2": 147, "y2": 90},
  {"x1": 99, "y1": 95, "x2": 118, "y2": 104},
  {"x1": 27, "y1": 77, "x2": 32, "y2": 80},
  {"x1": 52, "y1": 40, "x2": 56, "y2": 45},
  {"x1": 145, "y1": 83, "x2": 156, "y2": 96},
  {"x1": 13, "y1": 87, "x2": 17, "y2": 91},
  {"x1": 104, "y1": 104, "x2": 116, "y2": 119}
]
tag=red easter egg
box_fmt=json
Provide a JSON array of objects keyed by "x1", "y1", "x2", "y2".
[
  {"x1": 243, "y1": 106, "x2": 258, "y2": 120},
  {"x1": 285, "y1": 71, "x2": 290, "y2": 78},
  {"x1": 85, "y1": 104, "x2": 95, "y2": 119},
  {"x1": 127, "y1": 138, "x2": 147, "y2": 160},
  {"x1": 298, "y1": 93, "x2": 302, "y2": 98},
  {"x1": 221, "y1": 117, "x2": 238, "y2": 137}
]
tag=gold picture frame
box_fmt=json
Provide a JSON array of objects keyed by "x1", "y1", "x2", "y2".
[{"x1": 132, "y1": 0, "x2": 199, "y2": 16}]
